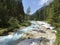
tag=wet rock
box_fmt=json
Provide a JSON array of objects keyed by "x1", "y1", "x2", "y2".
[
  {"x1": 17, "y1": 21, "x2": 56, "y2": 45},
  {"x1": 17, "y1": 37, "x2": 50, "y2": 45},
  {"x1": 0, "y1": 21, "x2": 56, "y2": 45}
]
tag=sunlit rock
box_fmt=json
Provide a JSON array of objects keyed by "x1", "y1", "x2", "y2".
[{"x1": 0, "y1": 21, "x2": 56, "y2": 45}]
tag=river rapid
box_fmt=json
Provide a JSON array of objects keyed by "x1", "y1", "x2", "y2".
[{"x1": 0, "y1": 21, "x2": 56, "y2": 45}]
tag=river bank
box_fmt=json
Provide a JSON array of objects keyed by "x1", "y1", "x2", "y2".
[{"x1": 0, "y1": 21, "x2": 56, "y2": 45}]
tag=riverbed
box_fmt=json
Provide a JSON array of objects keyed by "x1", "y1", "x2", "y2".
[{"x1": 0, "y1": 21, "x2": 56, "y2": 45}]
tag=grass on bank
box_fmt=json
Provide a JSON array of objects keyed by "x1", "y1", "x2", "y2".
[
  {"x1": 0, "y1": 21, "x2": 31, "y2": 36},
  {"x1": 56, "y1": 28, "x2": 60, "y2": 45}
]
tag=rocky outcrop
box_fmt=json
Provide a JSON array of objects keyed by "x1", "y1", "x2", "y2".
[
  {"x1": 0, "y1": 21, "x2": 56, "y2": 45},
  {"x1": 17, "y1": 21, "x2": 56, "y2": 45}
]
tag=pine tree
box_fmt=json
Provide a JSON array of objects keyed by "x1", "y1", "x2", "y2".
[{"x1": 0, "y1": 0, "x2": 24, "y2": 28}]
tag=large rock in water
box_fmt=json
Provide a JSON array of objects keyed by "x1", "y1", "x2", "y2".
[
  {"x1": 0, "y1": 21, "x2": 56, "y2": 45},
  {"x1": 17, "y1": 21, "x2": 56, "y2": 45}
]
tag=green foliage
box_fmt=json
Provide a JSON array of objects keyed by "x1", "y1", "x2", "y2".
[
  {"x1": 0, "y1": 28, "x2": 8, "y2": 36},
  {"x1": 56, "y1": 28, "x2": 60, "y2": 45},
  {"x1": 8, "y1": 17, "x2": 20, "y2": 28},
  {"x1": 0, "y1": 20, "x2": 31, "y2": 36},
  {"x1": 0, "y1": 0, "x2": 25, "y2": 35},
  {"x1": 30, "y1": 0, "x2": 60, "y2": 45},
  {"x1": 31, "y1": 0, "x2": 60, "y2": 28},
  {"x1": 20, "y1": 21, "x2": 31, "y2": 27},
  {"x1": 0, "y1": 0, "x2": 24, "y2": 28}
]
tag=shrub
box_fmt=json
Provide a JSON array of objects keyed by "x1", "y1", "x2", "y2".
[{"x1": 8, "y1": 17, "x2": 20, "y2": 28}]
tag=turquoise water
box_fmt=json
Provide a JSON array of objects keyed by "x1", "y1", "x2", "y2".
[
  {"x1": 0, "y1": 21, "x2": 40, "y2": 45},
  {"x1": 0, "y1": 21, "x2": 54, "y2": 45}
]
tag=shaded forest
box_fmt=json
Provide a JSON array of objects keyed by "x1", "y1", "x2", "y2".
[
  {"x1": 0, "y1": 0, "x2": 24, "y2": 27},
  {"x1": 0, "y1": 0, "x2": 30, "y2": 35},
  {"x1": 30, "y1": 0, "x2": 60, "y2": 28}
]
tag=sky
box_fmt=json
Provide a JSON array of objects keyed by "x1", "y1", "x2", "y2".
[{"x1": 22, "y1": 0, "x2": 53, "y2": 14}]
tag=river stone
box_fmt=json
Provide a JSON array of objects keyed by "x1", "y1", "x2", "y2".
[{"x1": 17, "y1": 25, "x2": 56, "y2": 45}]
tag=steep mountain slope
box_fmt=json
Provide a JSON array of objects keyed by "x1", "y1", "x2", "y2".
[{"x1": 30, "y1": 0, "x2": 60, "y2": 27}]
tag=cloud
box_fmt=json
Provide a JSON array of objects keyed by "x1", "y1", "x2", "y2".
[
  {"x1": 38, "y1": 0, "x2": 48, "y2": 5},
  {"x1": 38, "y1": 0, "x2": 54, "y2": 6}
]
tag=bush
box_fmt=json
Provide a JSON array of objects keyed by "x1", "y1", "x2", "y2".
[
  {"x1": 20, "y1": 21, "x2": 31, "y2": 27},
  {"x1": 56, "y1": 28, "x2": 60, "y2": 45},
  {"x1": 0, "y1": 28, "x2": 8, "y2": 36},
  {"x1": 8, "y1": 17, "x2": 20, "y2": 28},
  {"x1": 0, "y1": 17, "x2": 31, "y2": 35}
]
